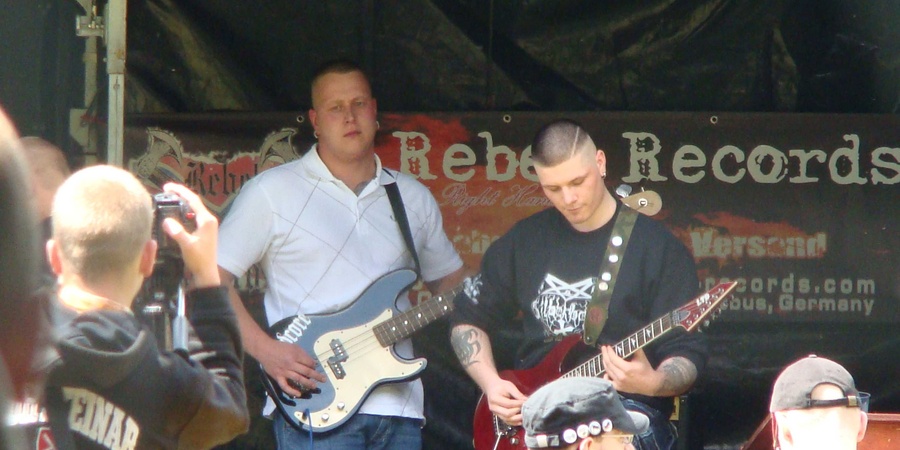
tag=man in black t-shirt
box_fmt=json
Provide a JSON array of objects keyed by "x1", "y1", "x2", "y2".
[{"x1": 451, "y1": 119, "x2": 706, "y2": 450}]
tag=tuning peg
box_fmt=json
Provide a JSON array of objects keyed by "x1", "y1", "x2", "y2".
[{"x1": 615, "y1": 184, "x2": 633, "y2": 198}]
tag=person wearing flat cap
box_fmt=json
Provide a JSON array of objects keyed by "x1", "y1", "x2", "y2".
[
  {"x1": 523, "y1": 377, "x2": 649, "y2": 450},
  {"x1": 769, "y1": 354, "x2": 869, "y2": 450}
]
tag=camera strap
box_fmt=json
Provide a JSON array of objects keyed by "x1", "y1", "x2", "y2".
[{"x1": 384, "y1": 179, "x2": 421, "y2": 277}]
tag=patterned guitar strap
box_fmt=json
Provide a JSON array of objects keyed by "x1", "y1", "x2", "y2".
[{"x1": 582, "y1": 204, "x2": 639, "y2": 346}]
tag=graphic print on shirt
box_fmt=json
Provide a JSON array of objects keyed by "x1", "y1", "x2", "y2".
[
  {"x1": 530, "y1": 274, "x2": 593, "y2": 337},
  {"x1": 461, "y1": 273, "x2": 483, "y2": 305},
  {"x1": 63, "y1": 387, "x2": 140, "y2": 450}
]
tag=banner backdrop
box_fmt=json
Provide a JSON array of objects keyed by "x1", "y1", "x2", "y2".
[{"x1": 124, "y1": 112, "x2": 899, "y2": 324}]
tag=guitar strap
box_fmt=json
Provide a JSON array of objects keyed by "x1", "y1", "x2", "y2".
[
  {"x1": 384, "y1": 179, "x2": 421, "y2": 276},
  {"x1": 582, "y1": 204, "x2": 639, "y2": 346}
]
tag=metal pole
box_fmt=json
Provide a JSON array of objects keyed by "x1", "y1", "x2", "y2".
[
  {"x1": 72, "y1": 1, "x2": 102, "y2": 164},
  {"x1": 105, "y1": 0, "x2": 127, "y2": 167}
]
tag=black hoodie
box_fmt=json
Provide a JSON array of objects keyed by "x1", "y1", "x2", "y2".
[{"x1": 44, "y1": 286, "x2": 249, "y2": 450}]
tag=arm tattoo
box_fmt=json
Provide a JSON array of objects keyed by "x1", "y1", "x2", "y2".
[
  {"x1": 658, "y1": 357, "x2": 698, "y2": 396},
  {"x1": 451, "y1": 327, "x2": 482, "y2": 368}
]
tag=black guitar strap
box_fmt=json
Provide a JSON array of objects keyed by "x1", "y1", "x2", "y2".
[
  {"x1": 582, "y1": 204, "x2": 639, "y2": 346},
  {"x1": 384, "y1": 179, "x2": 421, "y2": 276}
]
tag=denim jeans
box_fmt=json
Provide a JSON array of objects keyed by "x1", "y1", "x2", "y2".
[
  {"x1": 619, "y1": 397, "x2": 678, "y2": 450},
  {"x1": 273, "y1": 413, "x2": 422, "y2": 450}
]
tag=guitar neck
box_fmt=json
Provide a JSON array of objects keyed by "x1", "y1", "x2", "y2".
[
  {"x1": 563, "y1": 312, "x2": 675, "y2": 379},
  {"x1": 372, "y1": 284, "x2": 464, "y2": 347}
]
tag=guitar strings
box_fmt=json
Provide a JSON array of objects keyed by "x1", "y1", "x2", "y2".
[
  {"x1": 307, "y1": 293, "x2": 447, "y2": 363},
  {"x1": 307, "y1": 289, "x2": 459, "y2": 366}
]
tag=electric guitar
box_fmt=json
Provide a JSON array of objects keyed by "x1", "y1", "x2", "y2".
[
  {"x1": 262, "y1": 269, "x2": 471, "y2": 432},
  {"x1": 472, "y1": 281, "x2": 738, "y2": 450}
]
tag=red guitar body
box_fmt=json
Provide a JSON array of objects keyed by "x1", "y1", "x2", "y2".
[
  {"x1": 472, "y1": 335, "x2": 585, "y2": 450},
  {"x1": 470, "y1": 281, "x2": 738, "y2": 450}
]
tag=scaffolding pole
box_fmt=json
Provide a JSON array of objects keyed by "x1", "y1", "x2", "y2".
[
  {"x1": 73, "y1": 0, "x2": 127, "y2": 167},
  {"x1": 105, "y1": 0, "x2": 127, "y2": 167}
]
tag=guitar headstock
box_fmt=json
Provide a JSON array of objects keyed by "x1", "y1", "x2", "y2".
[
  {"x1": 673, "y1": 281, "x2": 738, "y2": 332},
  {"x1": 620, "y1": 190, "x2": 662, "y2": 216}
]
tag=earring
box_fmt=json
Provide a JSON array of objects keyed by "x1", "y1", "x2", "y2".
[
  {"x1": 313, "y1": 130, "x2": 319, "y2": 139},
  {"x1": 602, "y1": 172, "x2": 607, "y2": 179},
  {"x1": 376, "y1": 120, "x2": 381, "y2": 130}
]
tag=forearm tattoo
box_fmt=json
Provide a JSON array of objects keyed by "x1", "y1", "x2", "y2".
[
  {"x1": 658, "y1": 358, "x2": 698, "y2": 396},
  {"x1": 451, "y1": 327, "x2": 482, "y2": 368}
]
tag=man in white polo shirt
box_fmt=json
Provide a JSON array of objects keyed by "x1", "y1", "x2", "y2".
[{"x1": 217, "y1": 59, "x2": 466, "y2": 449}]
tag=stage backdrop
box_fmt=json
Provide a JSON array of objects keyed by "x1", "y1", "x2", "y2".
[{"x1": 125, "y1": 111, "x2": 898, "y2": 324}]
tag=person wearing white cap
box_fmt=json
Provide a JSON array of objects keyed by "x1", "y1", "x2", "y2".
[
  {"x1": 523, "y1": 377, "x2": 650, "y2": 450},
  {"x1": 769, "y1": 354, "x2": 869, "y2": 450}
]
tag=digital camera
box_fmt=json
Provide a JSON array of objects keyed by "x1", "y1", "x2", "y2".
[
  {"x1": 152, "y1": 192, "x2": 196, "y2": 260},
  {"x1": 135, "y1": 192, "x2": 196, "y2": 349}
]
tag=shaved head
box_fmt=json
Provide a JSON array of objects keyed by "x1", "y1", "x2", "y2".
[
  {"x1": 531, "y1": 119, "x2": 598, "y2": 167},
  {"x1": 310, "y1": 59, "x2": 373, "y2": 109},
  {"x1": 52, "y1": 165, "x2": 153, "y2": 284}
]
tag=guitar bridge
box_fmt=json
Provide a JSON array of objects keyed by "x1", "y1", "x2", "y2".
[{"x1": 493, "y1": 415, "x2": 520, "y2": 443}]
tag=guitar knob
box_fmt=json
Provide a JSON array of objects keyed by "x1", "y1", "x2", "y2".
[
  {"x1": 337, "y1": 402, "x2": 346, "y2": 411},
  {"x1": 510, "y1": 437, "x2": 519, "y2": 445},
  {"x1": 321, "y1": 413, "x2": 330, "y2": 422}
]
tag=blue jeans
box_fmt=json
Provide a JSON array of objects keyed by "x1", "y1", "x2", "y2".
[
  {"x1": 619, "y1": 397, "x2": 678, "y2": 450},
  {"x1": 273, "y1": 413, "x2": 422, "y2": 450}
]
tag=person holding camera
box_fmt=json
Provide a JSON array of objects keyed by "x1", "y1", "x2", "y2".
[{"x1": 41, "y1": 165, "x2": 249, "y2": 449}]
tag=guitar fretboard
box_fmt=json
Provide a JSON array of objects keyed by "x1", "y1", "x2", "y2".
[
  {"x1": 560, "y1": 281, "x2": 736, "y2": 380},
  {"x1": 563, "y1": 312, "x2": 675, "y2": 379},
  {"x1": 372, "y1": 283, "x2": 467, "y2": 347}
]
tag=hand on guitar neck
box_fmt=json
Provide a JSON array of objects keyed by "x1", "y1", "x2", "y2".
[{"x1": 598, "y1": 346, "x2": 663, "y2": 395}]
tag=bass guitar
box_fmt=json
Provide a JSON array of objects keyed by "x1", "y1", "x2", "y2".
[
  {"x1": 262, "y1": 269, "x2": 471, "y2": 432},
  {"x1": 472, "y1": 281, "x2": 738, "y2": 450}
]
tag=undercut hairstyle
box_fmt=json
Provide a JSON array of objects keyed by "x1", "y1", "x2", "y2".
[
  {"x1": 51, "y1": 166, "x2": 153, "y2": 283},
  {"x1": 531, "y1": 119, "x2": 597, "y2": 167},
  {"x1": 310, "y1": 58, "x2": 373, "y2": 100}
]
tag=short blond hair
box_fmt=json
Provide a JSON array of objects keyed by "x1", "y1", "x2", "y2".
[{"x1": 52, "y1": 165, "x2": 153, "y2": 283}]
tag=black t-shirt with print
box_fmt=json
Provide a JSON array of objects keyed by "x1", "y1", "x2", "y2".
[{"x1": 452, "y1": 201, "x2": 706, "y2": 415}]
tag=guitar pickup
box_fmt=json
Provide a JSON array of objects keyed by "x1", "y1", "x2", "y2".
[{"x1": 327, "y1": 339, "x2": 349, "y2": 379}]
